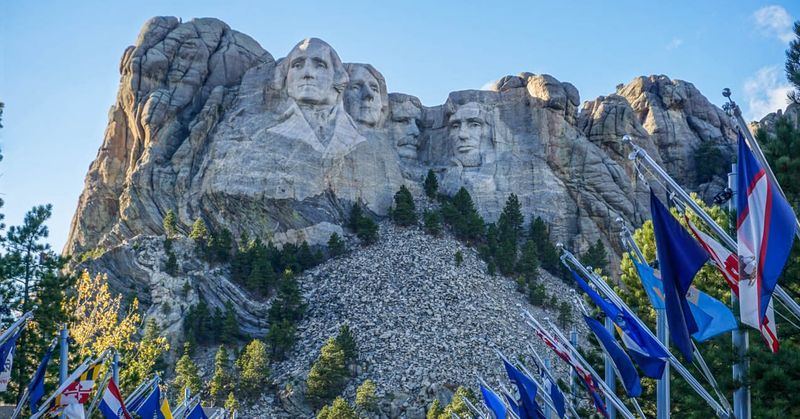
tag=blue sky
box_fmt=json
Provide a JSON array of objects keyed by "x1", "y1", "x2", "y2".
[{"x1": 1, "y1": 1, "x2": 798, "y2": 252}]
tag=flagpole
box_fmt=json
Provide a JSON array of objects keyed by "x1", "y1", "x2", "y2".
[
  {"x1": 0, "y1": 311, "x2": 33, "y2": 347},
  {"x1": 478, "y1": 377, "x2": 521, "y2": 419},
  {"x1": 86, "y1": 367, "x2": 112, "y2": 416},
  {"x1": 526, "y1": 343, "x2": 581, "y2": 419},
  {"x1": 728, "y1": 161, "x2": 751, "y2": 419},
  {"x1": 11, "y1": 337, "x2": 58, "y2": 419},
  {"x1": 29, "y1": 357, "x2": 93, "y2": 419},
  {"x1": 533, "y1": 316, "x2": 638, "y2": 419},
  {"x1": 559, "y1": 247, "x2": 731, "y2": 417},
  {"x1": 493, "y1": 349, "x2": 560, "y2": 416},
  {"x1": 604, "y1": 315, "x2": 618, "y2": 419},
  {"x1": 59, "y1": 324, "x2": 68, "y2": 386},
  {"x1": 623, "y1": 135, "x2": 800, "y2": 322}
]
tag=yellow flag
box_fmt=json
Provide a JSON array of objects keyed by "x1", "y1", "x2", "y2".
[{"x1": 160, "y1": 399, "x2": 173, "y2": 419}]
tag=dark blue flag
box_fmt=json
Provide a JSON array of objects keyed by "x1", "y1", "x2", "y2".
[
  {"x1": 504, "y1": 392, "x2": 521, "y2": 418},
  {"x1": 27, "y1": 339, "x2": 56, "y2": 413},
  {"x1": 570, "y1": 268, "x2": 668, "y2": 378},
  {"x1": 480, "y1": 384, "x2": 507, "y2": 419},
  {"x1": 185, "y1": 403, "x2": 208, "y2": 419},
  {"x1": 650, "y1": 189, "x2": 709, "y2": 362},
  {"x1": 539, "y1": 369, "x2": 566, "y2": 419},
  {"x1": 134, "y1": 385, "x2": 160, "y2": 418},
  {"x1": 584, "y1": 315, "x2": 642, "y2": 397},
  {"x1": 502, "y1": 360, "x2": 543, "y2": 419}
]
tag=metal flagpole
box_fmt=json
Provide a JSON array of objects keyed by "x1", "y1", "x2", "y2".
[
  {"x1": 728, "y1": 161, "x2": 751, "y2": 419},
  {"x1": 460, "y1": 394, "x2": 488, "y2": 419},
  {"x1": 478, "y1": 377, "x2": 521, "y2": 419},
  {"x1": 559, "y1": 248, "x2": 731, "y2": 417},
  {"x1": 604, "y1": 316, "x2": 617, "y2": 419},
  {"x1": 526, "y1": 343, "x2": 581, "y2": 418},
  {"x1": 569, "y1": 327, "x2": 577, "y2": 410},
  {"x1": 59, "y1": 324, "x2": 68, "y2": 386},
  {"x1": 544, "y1": 356, "x2": 552, "y2": 418},
  {"x1": 29, "y1": 348, "x2": 112, "y2": 419},
  {"x1": 0, "y1": 311, "x2": 33, "y2": 347},
  {"x1": 113, "y1": 350, "x2": 120, "y2": 386},
  {"x1": 623, "y1": 135, "x2": 800, "y2": 321}
]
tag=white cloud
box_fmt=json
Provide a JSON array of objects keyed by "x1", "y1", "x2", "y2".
[
  {"x1": 480, "y1": 79, "x2": 497, "y2": 91},
  {"x1": 665, "y1": 38, "x2": 683, "y2": 51},
  {"x1": 743, "y1": 65, "x2": 793, "y2": 120},
  {"x1": 753, "y1": 5, "x2": 795, "y2": 43}
]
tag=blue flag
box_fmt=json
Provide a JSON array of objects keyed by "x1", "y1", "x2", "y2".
[
  {"x1": 502, "y1": 360, "x2": 542, "y2": 419},
  {"x1": 0, "y1": 328, "x2": 22, "y2": 392},
  {"x1": 134, "y1": 385, "x2": 160, "y2": 418},
  {"x1": 632, "y1": 259, "x2": 736, "y2": 342},
  {"x1": 584, "y1": 315, "x2": 642, "y2": 397},
  {"x1": 480, "y1": 384, "x2": 507, "y2": 419},
  {"x1": 540, "y1": 369, "x2": 565, "y2": 419},
  {"x1": 504, "y1": 392, "x2": 521, "y2": 418},
  {"x1": 27, "y1": 340, "x2": 56, "y2": 413},
  {"x1": 185, "y1": 403, "x2": 208, "y2": 419},
  {"x1": 570, "y1": 268, "x2": 668, "y2": 378},
  {"x1": 650, "y1": 190, "x2": 708, "y2": 361}
]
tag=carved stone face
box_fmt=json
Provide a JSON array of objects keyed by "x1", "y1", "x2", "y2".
[
  {"x1": 286, "y1": 39, "x2": 337, "y2": 106},
  {"x1": 345, "y1": 66, "x2": 383, "y2": 127},
  {"x1": 449, "y1": 102, "x2": 489, "y2": 167},
  {"x1": 389, "y1": 99, "x2": 422, "y2": 159}
]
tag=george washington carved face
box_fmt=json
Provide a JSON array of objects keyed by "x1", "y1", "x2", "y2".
[
  {"x1": 448, "y1": 102, "x2": 491, "y2": 167},
  {"x1": 283, "y1": 38, "x2": 346, "y2": 107}
]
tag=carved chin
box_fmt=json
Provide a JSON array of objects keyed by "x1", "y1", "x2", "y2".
[{"x1": 456, "y1": 149, "x2": 481, "y2": 167}]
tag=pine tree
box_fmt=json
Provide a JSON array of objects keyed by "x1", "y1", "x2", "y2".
[
  {"x1": 190, "y1": 218, "x2": 210, "y2": 259},
  {"x1": 298, "y1": 241, "x2": 319, "y2": 270},
  {"x1": 334, "y1": 324, "x2": 357, "y2": 363},
  {"x1": 266, "y1": 319, "x2": 297, "y2": 360},
  {"x1": 427, "y1": 399, "x2": 443, "y2": 419},
  {"x1": 209, "y1": 227, "x2": 233, "y2": 264},
  {"x1": 175, "y1": 344, "x2": 202, "y2": 404},
  {"x1": 238, "y1": 339, "x2": 270, "y2": 399},
  {"x1": 356, "y1": 216, "x2": 379, "y2": 245},
  {"x1": 581, "y1": 239, "x2": 608, "y2": 276},
  {"x1": 392, "y1": 185, "x2": 417, "y2": 226},
  {"x1": 163, "y1": 209, "x2": 178, "y2": 238},
  {"x1": 424, "y1": 169, "x2": 439, "y2": 199},
  {"x1": 443, "y1": 188, "x2": 485, "y2": 242},
  {"x1": 317, "y1": 397, "x2": 357, "y2": 419},
  {"x1": 224, "y1": 392, "x2": 239, "y2": 414},
  {"x1": 355, "y1": 379, "x2": 377, "y2": 412},
  {"x1": 165, "y1": 252, "x2": 178, "y2": 276},
  {"x1": 529, "y1": 216, "x2": 560, "y2": 273},
  {"x1": 516, "y1": 240, "x2": 539, "y2": 281},
  {"x1": 454, "y1": 250, "x2": 464, "y2": 267},
  {"x1": 328, "y1": 233, "x2": 345, "y2": 257},
  {"x1": 306, "y1": 337, "x2": 348, "y2": 408},
  {"x1": 423, "y1": 210, "x2": 442, "y2": 236},
  {"x1": 438, "y1": 386, "x2": 476, "y2": 419},
  {"x1": 498, "y1": 193, "x2": 524, "y2": 243},
  {"x1": 348, "y1": 203, "x2": 364, "y2": 231},
  {"x1": 786, "y1": 21, "x2": 800, "y2": 103},
  {"x1": 557, "y1": 301, "x2": 572, "y2": 328},
  {"x1": 209, "y1": 346, "x2": 233, "y2": 403},
  {"x1": 221, "y1": 302, "x2": 240, "y2": 343},
  {"x1": 121, "y1": 318, "x2": 169, "y2": 394}
]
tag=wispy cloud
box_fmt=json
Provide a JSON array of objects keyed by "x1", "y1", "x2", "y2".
[
  {"x1": 480, "y1": 79, "x2": 497, "y2": 91},
  {"x1": 753, "y1": 5, "x2": 794, "y2": 43},
  {"x1": 665, "y1": 38, "x2": 683, "y2": 51},
  {"x1": 743, "y1": 65, "x2": 792, "y2": 120}
]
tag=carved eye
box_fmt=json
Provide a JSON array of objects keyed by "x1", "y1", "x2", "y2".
[
  {"x1": 351, "y1": 85, "x2": 360, "y2": 91},
  {"x1": 315, "y1": 61, "x2": 328, "y2": 69},
  {"x1": 469, "y1": 122, "x2": 481, "y2": 128},
  {"x1": 291, "y1": 60, "x2": 303, "y2": 69},
  {"x1": 451, "y1": 122, "x2": 461, "y2": 129}
]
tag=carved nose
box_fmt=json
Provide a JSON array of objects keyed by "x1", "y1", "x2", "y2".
[
  {"x1": 362, "y1": 87, "x2": 374, "y2": 101},
  {"x1": 407, "y1": 123, "x2": 419, "y2": 137}
]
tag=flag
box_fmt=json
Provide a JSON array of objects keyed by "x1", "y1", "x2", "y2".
[
  {"x1": 687, "y1": 217, "x2": 779, "y2": 351},
  {"x1": 583, "y1": 315, "x2": 641, "y2": 397},
  {"x1": 480, "y1": 384, "x2": 507, "y2": 419},
  {"x1": 63, "y1": 403, "x2": 86, "y2": 419},
  {"x1": 736, "y1": 133, "x2": 795, "y2": 342},
  {"x1": 125, "y1": 379, "x2": 156, "y2": 412},
  {"x1": 539, "y1": 369, "x2": 565, "y2": 419},
  {"x1": 134, "y1": 385, "x2": 160, "y2": 419},
  {"x1": 99, "y1": 378, "x2": 132, "y2": 419},
  {"x1": 28, "y1": 340, "x2": 57, "y2": 413},
  {"x1": 570, "y1": 268, "x2": 668, "y2": 378},
  {"x1": 53, "y1": 363, "x2": 102, "y2": 409},
  {"x1": 0, "y1": 327, "x2": 22, "y2": 392},
  {"x1": 502, "y1": 360, "x2": 541, "y2": 419},
  {"x1": 159, "y1": 399, "x2": 173, "y2": 419},
  {"x1": 632, "y1": 258, "x2": 737, "y2": 342},
  {"x1": 185, "y1": 403, "x2": 208, "y2": 419},
  {"x1": 504, "y1": 392, "x2": 521, "y2": 418},
  {"x1": 531, "y1": 322, "x2": 608, "y2": 418},
  {"x1": 650, "y1": 190, "x2": 709, "y2": 361}
]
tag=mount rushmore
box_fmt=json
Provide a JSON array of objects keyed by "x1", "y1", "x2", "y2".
[{"x1": 65, "y1": 16, "x2": 737, "y2": 266}]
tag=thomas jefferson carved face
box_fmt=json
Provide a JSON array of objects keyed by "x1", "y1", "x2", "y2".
[
  {"x1": 448, "y1": 102, "x2": 490, "y2": 167},
  {"x1": 286, "y1": 39, "x2": 338, "y2": 106},
  {"x1": 389, "y1": 96, "x2": 422, "y2": 159},
  {"x1": 344, "y1": 65, "x2": 383, "y2": 127}
]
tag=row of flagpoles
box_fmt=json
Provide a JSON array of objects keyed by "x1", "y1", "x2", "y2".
[
  {"x1": 468, "y1": 91, "x2": 800, "y2": 418},
  {"x1": 0, "y1": 316, "x2": 233, "y2": 419}
]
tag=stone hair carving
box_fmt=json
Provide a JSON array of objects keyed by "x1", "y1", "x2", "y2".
[
  {"x1": 344, "y1": 63, "x2": 389, "y2": 128},
  {"x1": 388, "y1": 93, "x2": 423, "y2": 160},
  {"x1": 273, "y1": 38, "x2": 349, "y2": 106},
  {"x1": 446, "y1": 101, "x2": 494, "y2": 167}
]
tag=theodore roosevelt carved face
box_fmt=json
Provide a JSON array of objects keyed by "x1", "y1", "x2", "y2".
[{"x1": 388, "y1": 94, "x2": 423, "y2": 159}]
